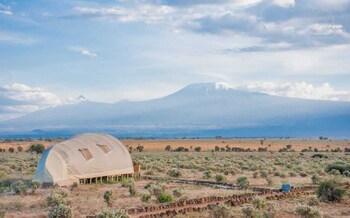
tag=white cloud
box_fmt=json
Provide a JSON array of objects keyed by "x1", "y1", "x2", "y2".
[
  {"x1": 0, "y1": 3, "x2": 12, "y2": 15},
  {"x1": 241, "y1": 81, "x2": 350, "y2": 101},
  {"x1": 74, "y1": 4, "x2": 176, "y2": 24},
  {"x1": 272, "y1": 0, "x2": 295, "y2": 8},
  {"x1": 70, "y1": 46, "x2": 98, "y2": 58},
  {"x1": 0, "y1": 83, "x2": 63, "y2": 121}
]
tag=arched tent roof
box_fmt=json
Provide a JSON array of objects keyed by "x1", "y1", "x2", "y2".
[{"x1": 34, "y1": 133, "x2": 134, "y2": 186}]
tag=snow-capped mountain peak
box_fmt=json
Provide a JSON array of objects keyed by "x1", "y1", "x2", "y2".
[{"x1": 215, "y1": 82, "x2": 232, "y2": 90}]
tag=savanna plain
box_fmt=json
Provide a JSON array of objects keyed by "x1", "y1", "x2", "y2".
[{"x1": 0, "y1": 138, "x2": 350, "y2": 218}]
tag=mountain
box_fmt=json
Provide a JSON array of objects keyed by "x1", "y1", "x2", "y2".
[{"x1": 1, "y1": 82, "x2": 350, "y2": 138}]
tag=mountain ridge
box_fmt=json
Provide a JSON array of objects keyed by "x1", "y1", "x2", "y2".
[{"x1": 1, "y1": 82, "x2": 350, "y2": 138}]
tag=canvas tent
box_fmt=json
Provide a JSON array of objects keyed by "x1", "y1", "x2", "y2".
[{"x1": 34, "y1": 133, "x2": 134, "y2": 186}]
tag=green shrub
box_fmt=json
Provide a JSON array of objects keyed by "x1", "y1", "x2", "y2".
[
  {"x1": 294, "y1": 204, "x2": 322, "y2": 218},
  {"x1": 211, "y1": 204, "x2": 234, "y2": 218},
  {"x1": 236, "y1": 176, "x2": 249, "y2": 189},
  {"x1": 203, "y1": 170, "x2": 212, "y2": 179},
  {"x1": 46, "y1": 189, "x2": 70, "y2": 207},
  {"x1": 129, "y1": 185, "x2": 137, "y2": 196},
  {"x1": 141, "y1": 194, "x2": 151, "y2": 202},
  {"x1": 329, "y1": 169, "x2": 341, "y2": 176},
  {"x1": 242, "y1": 206, "x2": 258, "y2": 218},
  {"x1": 325, "y1": 163, "x2": 350, "y2": 175},
  {"x1": 194, "y1": 147, "x2": 201, "y2": 152},
  {"x1": 317, "y1": 179, "x2": 346, "y2": 202},
  {"x1": 311, "y1": 174, "x2": 321, "y2": 185},
  {"x1": 31, "y1": 180, "x2": 42, "y2": 194},
  {"x1": 96, "y1": 209, "x2": 129, "y2": 218},
  {"x1": 344, "y1": 171, "x2": 350, "y2": 177},
  {"x1": 103, "y1": 190, "x2": 113, "y2": 206},
  {"x1": 167, "y1": 169, "x2": 181, "y2": 178},
  {"x1": 263, "y1": 202, "x2": 277, "y2": 218},
  {"x1": 148, "y1": 183, "x2": 165, "y2": 197},
  {"x1": 215, "y1": 174, "x2": 226, "y2": 182},
  {"x1": 11, "y1": 180, "x2": 28, "y2": 195},
  {"x1": 27, "y1": 144, "x2": 45, "y2": 154},
  {"x1": 157, "y1": 193, "x2": 172, "y2": 203},
  {"x1": 252, "y1": 197, "x2": 266, "y2": 209},
  {"x1": 8, "y1": 147, "x2": 14, "y2": 153},
  {"x1": 48, "y1": 204, "x2": 72, "y2": 218},
  {"x1": 121, "y1": 178, "x2": 134, "y2": 188},
  {"x1": 17, "y1": 146, "x2": 23, "y2": 152},
  {"x1": 307, "y1": 197, "x2": 320, "y2": 206},
  {"x1": 173, "y1": 188, "x2": 183, "y2": 197}
]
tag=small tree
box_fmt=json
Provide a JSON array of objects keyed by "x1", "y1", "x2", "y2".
[
  {"x1": 141, "y1": 194, "x2": 151, "y2": 202},
  {"x1": 215, "y1": 174, "x2": 225, "y2": 182},
  {"x1": 157, "y1": 193, "x2": 172, "y2": 203},
  {"x1": 294, "y1": 204, "x2": 322, "y2": 218},
  {"x1": 165, "y1": 145, "x2": 172, "y2": 151},
  {"x1": 31, "y1": 180, "x2": 42, "y2": 194},
  {"x1": 12, "y1": 180, "x2": 28, "y2": 195},
  {"x1": 49, "y1": 204, "x2": 72, "y2": 218},
  {"x1": 211, "y1": 204, "x2": 234, "y2": 218},
  {"x1": 203, "y1": 170, "x2": 212, "y2": 179},
  {"x1": 236, "y1": 176, "x2": 249, "y2": 189},
  {"x1": 317, "y1": 179, "x2": 346, "y2": 202},
  {"x1": 103, "y1": 190, "x2": 113, "y2": 206},
  {"x1": 28, "y1": 144, "x2": 45, "y2": 154}
]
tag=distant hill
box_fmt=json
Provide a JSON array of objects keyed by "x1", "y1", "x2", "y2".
[{"x1": 1, "y1": 82, "x2": 350, "y2": 138}]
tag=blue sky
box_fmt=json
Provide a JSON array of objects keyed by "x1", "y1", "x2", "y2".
[{"x1": 0, "y1": 0, "x2": 350, "y2": 120}]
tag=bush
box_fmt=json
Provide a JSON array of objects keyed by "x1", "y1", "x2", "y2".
[
  {"x1": 266, "y1": 177, "x2": 274, "y2": 186},
  {"x1": 48, "y1": 204, "x2": 72, "y2": 218},
  {"x1": 236, "y1": 176, "x2": 249, "y2": 189},
  {"x1": 203, "y1": 170, "x2": 212, "y2": 179},
  {"x1": 317, "y1": 179, "x2": 346, "y2": 203},
  {"x1": 294, "y1": 204, "x2": 322, "y2": 218},
  {"x1": 141, "y1": 194, "x2": 151, "y2": 202},
  {"x1": 31, "y1": 180, "x2": 42, "y2": 194},
  {"x1": 157, "y1": 193, "x2": 172, "y2": 203},
  {"x1": 211, "y1": 204, "x2": 234, "y2": 218},
  {"x1": 325, "y1": 163, "x2": 350, "y2": 175},
  {"x1": 215, "y1": 174, "x2": 225, "y2": 182},
  {"x1": 148, "y1": 183, "x2": 165, "y2": 197},
  {"x1": 46, "y1": 189, "x2": 70, "y2": 207},
  {"x1": 242, "y1": 206, "x2": 258, "y2": 218},
  {"x1": 253, "y1": 172, "x2": 258, "y2": 178},
  {"x1": 121, "y1": 178, "x2": 134, "y2": 188},
  {"x1": 104, "y1": 190, "x2": 113, "y2": 206},
  {"x1": 311, "y1": 174, "x2": 321, "y2": 185},
  {"x1": 167, "y1": 169, "x2": 181, "y2": 178},
  {"x1": 11, "y1": 180, "x2": 28, "y2": 195},
  {"x1": 165, "y1": 145, "x2": 172, "y2": 151},
  {"x1": 263, "y1": 202, "x2": 277, "y2": 218},
  {"x1": 194, "y1": 147, "x2": 201, "y2": 152},
  {"x1": 252, "y1": 197, "x2": 266, "y2": 209},
  {"x1": 173, "y1": 188, "x2": 183, "y2": 197},
  {"x1": 28, "y1": 144, "x2": 45, "y2": 154},
  {"x1": 96, "y1": 209, "x2": 129, "y2": 218},
  {"x1": 8, "y1": 147, "x2": 14, "y2": 153},
  {"x1": 17, "y1": 146, "x2": 23, "y2": 152},
  {"x1": 307, "y1": 197, "x2": 320, "y2": 206},
  {"x1": 344, "y1": 171, "x2": 350, "y2": 177},
  {"x1": 129, "y1": 185, "x2": 137, "y2": 196}
]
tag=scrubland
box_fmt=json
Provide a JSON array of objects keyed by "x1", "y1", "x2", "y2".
[{"x1": 0, "y1": 138, "x2": 349, "y2": 218}]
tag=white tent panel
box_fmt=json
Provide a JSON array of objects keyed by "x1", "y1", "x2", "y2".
[{"x1": 34, "y1": 133, "x2": 134, "y2": 186}]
